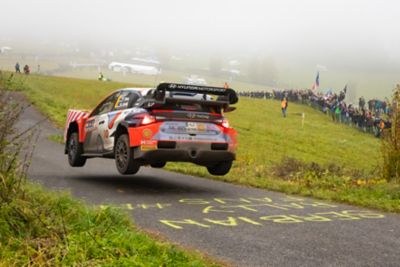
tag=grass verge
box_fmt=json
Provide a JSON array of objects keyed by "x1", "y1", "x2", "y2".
[{"x1": 0, "y1": 184, "x2": 222, "y2": 266}]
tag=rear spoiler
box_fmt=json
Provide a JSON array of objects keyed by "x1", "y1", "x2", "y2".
[{"x1": 147, "y1": 83, "x2": 239, "y2": 105}]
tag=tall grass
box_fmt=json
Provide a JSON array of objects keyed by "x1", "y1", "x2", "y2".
[
  {"x1": 382, "y1": 84, "x2": 400, "y2": 182},
  {"x1": 0, "y1": 73, "x2": 37, "y2": 205}
]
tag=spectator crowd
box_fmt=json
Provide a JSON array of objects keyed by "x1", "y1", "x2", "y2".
[{"x1": 238, "y1": 89, "x2": 391, "y2": 138}]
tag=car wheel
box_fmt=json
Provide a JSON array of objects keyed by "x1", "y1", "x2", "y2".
[
  {"x1": 150, "y1": 162, "x2": 166, "y2": 168},
  {"x1": 68, "y1": 132, "x2": 87, "y2": 167},
  {"x1": 207, "y1": 161, "x2": 232, "y2": 176},
  {"x1": 115, "y1": 134, "x2": 140, "y2": 175}
]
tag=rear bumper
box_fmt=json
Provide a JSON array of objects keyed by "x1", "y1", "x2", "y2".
[{"x1": 133, "y1": 141, "x2": 236, "y2": 166}]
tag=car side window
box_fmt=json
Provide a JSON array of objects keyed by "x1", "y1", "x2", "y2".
[
  {"x1": 114, "y1": 91, "x2": 140, "y2": 110},
  {"x1": 114, "y1": 91, "x2": 131, "y2": 110},
  {"x1": 91, "y1": 92, "x2": 120, "y2": 116},
  {"x1": 128, "y1": 93, "x2": 140, "y2": 108}
]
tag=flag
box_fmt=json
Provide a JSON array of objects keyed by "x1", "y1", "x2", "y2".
[
  {"x1": 343, "y1": 84, "x2": 347, "y2": 94},
  {"x1": 312, "y1": 72, "x2": 320, "y2": 90}
]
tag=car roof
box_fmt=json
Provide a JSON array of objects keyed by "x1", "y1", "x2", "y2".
[{"x1": 118, "y1": 87, "x2": 153, "y2": 96}]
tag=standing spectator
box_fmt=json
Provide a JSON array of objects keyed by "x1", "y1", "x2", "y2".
[
  {"x1": 348, "y1": 104, "x2": 355, "y2": 125},
  {"x1": 322, "y1": 101, "x2": 328, "y2": 113},
  {"x1": 15, "y1": 62, "x2": 21, "y2": 73},
  {"x1": 366, "y1": 112, "x2": 374, "y2": 133},
  {"x1": 23, "y1": 65, "x2": 30, "y2": 75},
  {"x1": 359, "y1": 96, "x2": 365, "y2": 110},
  {"x1": 382, "y1": 100, "x2": 387, "y2": 115},
  {"x1": 341, "y1": 103, "x2": 348, "y2": 124},
  {"x1": 335, "y1": 105, "x2": 341, "y2": 122},
  {"x1": 376, "y1": 119, "x2": 385, "y2": 137},
  {"x1": 281, "y1": 97, "x2": 288, "y2": 117},
  {"x1": 339, "y1": 91, "x2": 346, "y2": 102},
  {"x1": 375, "y1": 100, "x2": 382, "y2": 115},
  {"x1": 368, "y1": 99, "x2": 375, "y2": 112}
]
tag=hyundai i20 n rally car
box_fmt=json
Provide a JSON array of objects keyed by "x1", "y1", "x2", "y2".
[{"x1": 64, "y1": 83, "x2": 238, "y2": 175}]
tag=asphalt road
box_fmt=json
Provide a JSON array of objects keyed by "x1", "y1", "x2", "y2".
[{"x1": 15, "y1": 95, "x2": 400, "y2": 267}]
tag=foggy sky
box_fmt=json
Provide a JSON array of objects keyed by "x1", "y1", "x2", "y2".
[{"x1": 1, "y1": 0, "x2": 400, "y2": 67}]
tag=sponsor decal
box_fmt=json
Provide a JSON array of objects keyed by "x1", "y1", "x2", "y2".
[
  {"x1": 163, "y1": 83, "x2": 225, "y2": 93},
  {"x1": 160, "y1": 121, "x2": 220, "y2": 136},
  {"x1": 198, "y1": 123, "x2": 206, "y2": 131},
  {"x1": 187, "y1": 112, "x2": 196, "y2": 119},
  {"x1": 114, "y1": 95, "x2": 122, "y2": 108},
  {"x1": 140, "y1": 140, "x2": 157, "y2": 151},
  {"x1": 186, "y1": 113, "x2": 210, "y2": 119},
  {"x1": 107, "y1": 111, "x2": 122, "y2": 129},
  {"x1": 196, "y1": 114, "x2": 210, "y2": 119},
  {"x1": 114, "y1": 94, "x2": 130, "y2": 109},
  {"x1": 86, "y1": 119, "x2": 95, "y2": 129},
  {"x1": 186, "y1": 122, "x2": 207, "y2": 133},
  {"x1": 142, "y1": 129, "x2": 153, "y2": 139}
]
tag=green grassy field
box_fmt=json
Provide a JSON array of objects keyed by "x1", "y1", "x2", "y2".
[{"x1": 3, "y1": 72, "x2": 400, "y2": 212}]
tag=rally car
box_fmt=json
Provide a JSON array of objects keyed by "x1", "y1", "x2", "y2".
[{"x1": 64, "y1": 83, "x2": 238, "y2": 176}]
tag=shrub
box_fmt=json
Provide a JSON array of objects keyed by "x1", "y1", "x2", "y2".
[
  {"x1": 382, "y1": 84, "x2": 400, "y2": 182},
  {"x1": 271, "y1": 156, "x2": 367, "y2": 185}
]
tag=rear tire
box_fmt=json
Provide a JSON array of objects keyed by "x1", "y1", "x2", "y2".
[
  {"x1": 150, "y1": 162, "x2": 166, "y2": 168},
  {"x1": 207, "y1": 161, "x2": 232, "y2": 176},
  {"x1": 115, "y1": 134, "x2": 140, "y2": 175},
  {"x1": 67, "y1": 132, "x2": 87, "y2": 167}
]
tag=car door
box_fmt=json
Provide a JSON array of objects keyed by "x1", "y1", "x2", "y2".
[
  {"x1": 103, "y1": 91, "x2": 137, "y2": 151},
  {"x1": 84, "y1": 92, "x2": 120, "y2": 153}
]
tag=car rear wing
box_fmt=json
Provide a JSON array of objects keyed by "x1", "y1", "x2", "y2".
[{"x1": 146, "y1": 83, "x2": 239, "y2": 106}]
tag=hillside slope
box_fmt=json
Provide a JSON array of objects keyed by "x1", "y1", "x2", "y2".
[
  {"x1": 228, "y1": 97, "x2": 380, "y2": 171},
  {"x1": 10, "y1": 73, "x2": 380, "y2": 170},
  {"x1": 5, "y1": 72, "x2": 399, "y2": 212}
]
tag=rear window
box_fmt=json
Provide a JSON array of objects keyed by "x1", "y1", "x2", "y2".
[{"x1": 155, "y1": 103, "x2": 221, "y2": 113}]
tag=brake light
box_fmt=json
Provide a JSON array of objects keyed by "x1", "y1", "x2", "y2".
[
  {"x1": 125, "y1": 113, "x2": 157, "y2": 126},
  {"x1": 141, "y1": 114, "x2": 156, "y2": 125},
  {"x1": 222, "y1": 119, "x2": 230, "y2": 128}
]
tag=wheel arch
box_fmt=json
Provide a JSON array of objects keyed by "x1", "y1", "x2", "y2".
[
  {"x1": 114, "y1": 123, "x2": 129, "y2": 148},
  {"x1": 65, "y1": 122, "x2": 79, "y2": 154}
]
